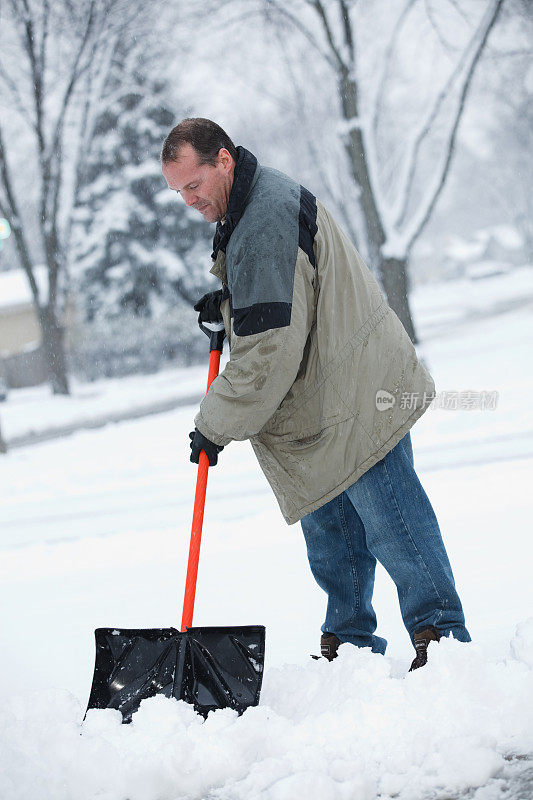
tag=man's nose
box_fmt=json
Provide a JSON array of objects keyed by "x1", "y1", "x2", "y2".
[{"x1": 183, "y1": 191, "x2": 197, "y2": 207}]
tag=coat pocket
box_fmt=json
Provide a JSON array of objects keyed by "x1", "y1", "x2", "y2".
[{"x1": 260, "y1": 368, "x2": 352, "y2": 442}]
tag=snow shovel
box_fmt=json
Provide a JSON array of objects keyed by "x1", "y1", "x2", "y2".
[{"x1": 86, "y1": 321, "x2": 266, "y2": 722}]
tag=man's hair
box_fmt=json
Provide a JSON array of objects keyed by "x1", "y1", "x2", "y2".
[{"x1": 161, "y1": 118, "x2": 238, "y2": 166}]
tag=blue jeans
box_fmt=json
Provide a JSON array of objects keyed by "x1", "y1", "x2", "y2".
[{"x1": 301, "y1": 432, "x2": 470, "y2": 654}]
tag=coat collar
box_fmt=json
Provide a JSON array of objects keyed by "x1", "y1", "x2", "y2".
[
  {"x1": 209, "y1": 250, "x2": 227, "y2": 283},
  {"x1": 211, "y1": 146, "x2": 258, "y2": 261}
]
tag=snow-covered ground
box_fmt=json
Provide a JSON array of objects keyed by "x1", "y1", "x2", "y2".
[
  {"x1": 0, "y1": 362, "x2": 211, "y2": 444},
  {"x1": 0, "y1": 267, "x2": 532, "y2": 799}
]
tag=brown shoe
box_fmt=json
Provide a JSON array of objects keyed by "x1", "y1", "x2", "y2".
[
  {"x1": 310, "y1": 632, "x2": 342, "y2": 661},
  {"x1": 320, "y1": 632, "x2": 342, "y2": 661},
  {"x1": 409, "y1": 626, "x2": 441, "y2": 671}
]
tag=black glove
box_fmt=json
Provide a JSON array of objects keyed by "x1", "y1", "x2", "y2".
[
  {"x1": 189, "y1": 428, "x2": 224, "y2": 466},
  {"x1": 194, "y1": 290, "x2": 223, "y2": 324}
]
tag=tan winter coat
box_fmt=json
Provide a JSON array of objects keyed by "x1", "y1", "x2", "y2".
[{"x1": 195, "y1": 156, "x2": 435, "y2": 524}]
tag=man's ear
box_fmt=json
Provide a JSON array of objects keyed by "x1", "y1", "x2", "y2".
[{"x1": 218, "y1": 148, "x2": 233, "y2": 170}]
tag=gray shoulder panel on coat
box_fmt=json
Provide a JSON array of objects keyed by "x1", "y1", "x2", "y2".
[{"x1": 226, "y1": 166, "x2": 300, "y2": 310}]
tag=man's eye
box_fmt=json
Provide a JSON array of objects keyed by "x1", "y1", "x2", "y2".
[{"x1": 177, "y1": 184, "x2": 198, "y2": 195}]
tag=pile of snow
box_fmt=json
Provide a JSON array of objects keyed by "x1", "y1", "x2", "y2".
[
  {"x1": 510, "y1": 618, "x2": 533, "y2": 668},
  {"x1": 1, "y1": 628, "x2": 532, "y2": 800}
]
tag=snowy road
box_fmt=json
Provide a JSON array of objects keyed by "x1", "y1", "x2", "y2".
[{"x1": 2, "y1": 424, "x2": 531, "y2": 551}]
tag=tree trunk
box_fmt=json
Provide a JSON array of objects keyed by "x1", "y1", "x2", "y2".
[
  {"x1": 0, "y1": 420, "x2": 7, "y2": 454},
  {"x1": 378, "y1": 256, "x2": 417, "y2": 344},
  {"x1": 339, "y1": 71, "x2": 418, "y2": 343},
  {"x1": 39, "y1": 307, "x2": 70, "y2": 395}
]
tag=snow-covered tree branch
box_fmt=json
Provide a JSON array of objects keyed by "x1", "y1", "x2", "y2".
[
  {"x1": 0, "y1": 0, "x2": 134, "y2": 393},
  {"x1": 255, "y1": 0, "x2": 507, "y2": 342}
]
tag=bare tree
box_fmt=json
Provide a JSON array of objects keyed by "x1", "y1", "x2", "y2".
[
  {"x1": 476, "y1": 34, "x2": 533, "y2": 259},
  {"x1": 0, "y1": 0, "x2": 135, "y2": 393},
  {"x1": 257, "y1": 0, "x2": 506, "y2": 342}
]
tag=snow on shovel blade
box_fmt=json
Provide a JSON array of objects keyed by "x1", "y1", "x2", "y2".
[{"x1": 86, "y1": 625, "x2": 266, "y2": 722}]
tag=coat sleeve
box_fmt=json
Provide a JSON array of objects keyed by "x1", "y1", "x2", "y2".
[{"x1": 194, "y1": 221, "x2": 314, "y2": 446}]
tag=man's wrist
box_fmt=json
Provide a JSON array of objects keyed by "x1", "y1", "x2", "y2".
[{"x1": 194, "y1": 414, "x2": 232, "y2": 448}]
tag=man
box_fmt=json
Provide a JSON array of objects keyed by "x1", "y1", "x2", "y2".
[{"x1": 161, "y1": 118, "x2": 470, "y2": 670}]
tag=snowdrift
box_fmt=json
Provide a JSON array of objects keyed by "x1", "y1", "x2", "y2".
[{"x1": 2, "y1": 623, "x2": 532, "y2": 800}]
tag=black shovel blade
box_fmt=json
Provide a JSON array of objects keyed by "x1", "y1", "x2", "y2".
[{"x1": 86, "y1": 625, "x2": 266, "y2": 722}]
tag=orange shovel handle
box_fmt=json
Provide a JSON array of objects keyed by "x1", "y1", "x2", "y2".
[{"x1": 180, "y1": 347, "x2": 222, "y2": 632}]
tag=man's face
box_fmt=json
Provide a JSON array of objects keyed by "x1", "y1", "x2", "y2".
[{"x1": 162, "y1": 143, "x2": 235, "y2": 224}]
